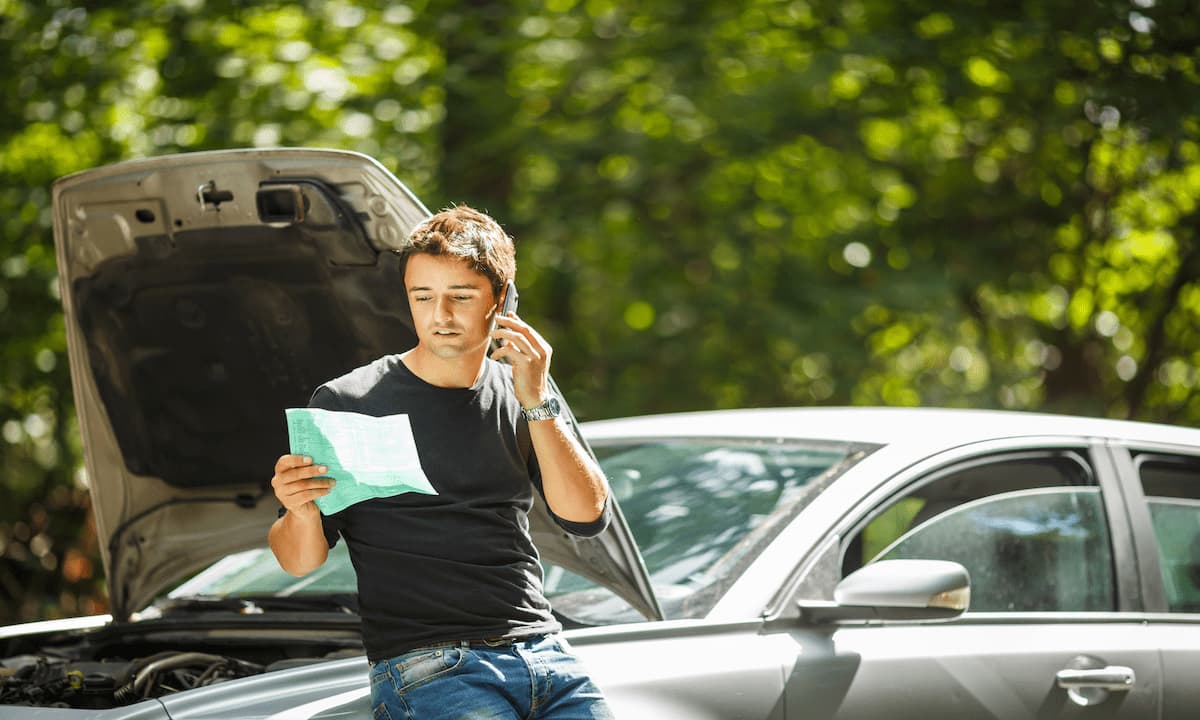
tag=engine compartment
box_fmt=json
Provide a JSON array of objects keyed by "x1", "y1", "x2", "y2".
[{"x1": 0, "y1": 615, "x2": 363, "y2": 709}]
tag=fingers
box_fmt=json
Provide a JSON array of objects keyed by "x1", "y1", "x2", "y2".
[
  {"x1": 490, "y1": 328, "x2": 542, "y2": 360},
  {"x1": 279, "y1": 482, "x2": 335, "y2": 507},
  {"x1": 275, "y1": 453, "x2": 325, "y2": 474},
  {"x1": 490, "y1": 314, "x2": 551, "y2": 406},
  {"x1": 271, "y1": 454, "x2": 336, "y2": 512},
  {"x1": 493, "y1": 312, "x2": 535, "y2": 339},
  {"x1": 272, "y1": 455, "x2": 329, "y2": 482},
  {"x1": 490, "y1": 337, "x2": 547, "y2": 373},
  {"x1": 492, "y1": 314, "x2": 553, "y2": 362},
  {"x1": 278, "y1": 474, "x2": 335, "y2": 494}
]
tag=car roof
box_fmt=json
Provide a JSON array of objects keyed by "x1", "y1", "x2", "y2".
[{"x1": 580, "y1": 406, "x2": 1200, "y2": 449}]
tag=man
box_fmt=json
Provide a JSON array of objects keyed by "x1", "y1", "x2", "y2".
[{"x1": 268, "y1": 205, "x2": 615, "y2": 719}]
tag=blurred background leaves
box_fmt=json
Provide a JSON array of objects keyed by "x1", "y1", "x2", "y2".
[{"x1": 1, "y1": 0, "x2": 1199, "y2": 622}]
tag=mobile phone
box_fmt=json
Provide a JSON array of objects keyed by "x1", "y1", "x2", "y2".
[
  {"x1": 491, "y1": 280, "x2": 519, "y2": 355},
  {"x1": 500, "y1": 280, "x2": 519, "y2": 317}
]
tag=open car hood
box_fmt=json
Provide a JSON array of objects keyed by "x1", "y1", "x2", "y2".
[{"x1": 51, "y1": 148, "x2": 661, "y2": 622}]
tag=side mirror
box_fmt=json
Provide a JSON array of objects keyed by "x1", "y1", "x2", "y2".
[{"x1": 797, "y1": 559, "x2": 970, "y2": 623}]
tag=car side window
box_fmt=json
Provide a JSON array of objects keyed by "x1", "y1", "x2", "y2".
[
  {"x1": 1135, "y1": 454, "x2": 1200, "y2": 613},
  {"x1": 843, "y1": 452, "x2": 1116, "y2": 612}
]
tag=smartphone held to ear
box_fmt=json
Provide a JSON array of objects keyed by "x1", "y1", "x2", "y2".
[
  {"x1": 501, "y1": 280, "x2": 519, "y2": 317},
  {"x1": 491, "y1": 280, "x2": 519, "y2": 357}
]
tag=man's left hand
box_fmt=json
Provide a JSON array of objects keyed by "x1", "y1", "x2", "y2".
[{"x1": 490, "y1": 312, "x2": 551, "y2": 409}]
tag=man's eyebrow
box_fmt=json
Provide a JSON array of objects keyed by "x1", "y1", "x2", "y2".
[{"x1": 407, "y1": 283, "x2": 484, "y2": 292}]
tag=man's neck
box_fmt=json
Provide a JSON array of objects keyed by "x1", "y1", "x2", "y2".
[{"x1": 400, "y1": 346, "x2": 487, "y2": 388}]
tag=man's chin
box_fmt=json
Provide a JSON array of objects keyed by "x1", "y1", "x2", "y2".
[{"x1": 425, "y1": 338, "x2": 485, "y2": 359}]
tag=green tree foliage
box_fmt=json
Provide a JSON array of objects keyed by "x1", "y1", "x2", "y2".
[{"x1": 1, "y1": 0, "x2": 1198, "y2": 622}]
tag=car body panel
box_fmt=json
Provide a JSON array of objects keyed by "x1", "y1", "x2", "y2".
[
  {"x1": 580, "y1": 407, "x2": 1200, "y2": 450},
  {"x1": 569, "y1": 623, "x2": 788, "y2": 720},
  {"x1": 162, "y1": 621, "x2": 793, "y2": 720},
  {"x1": 1145, "y1": 618, "x2": 1200, "y2": 719},
  {"x1": 0, "y1": 616, "x2": 1168, "y2": 720},
  {"x1": 158, "y1": 656, "x2": 370, "y2": 720},
  {"x1": 802, "y1": 620, "x2": 1161, "y2": 719}
]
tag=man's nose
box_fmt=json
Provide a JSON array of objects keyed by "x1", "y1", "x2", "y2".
[{"x1": 434, "y1": 296, "x2": 453, "y2": 321}]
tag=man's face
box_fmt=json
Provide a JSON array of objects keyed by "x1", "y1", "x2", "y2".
[{"x1": 405, "y1": 253, "x2": 498, "y2": 360}]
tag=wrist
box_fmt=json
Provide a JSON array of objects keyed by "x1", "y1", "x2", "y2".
[
  {"x1": 287, "y1": 503, "x2": 322, "y2": 522},
  {"x1": 522, "y1": 395, "x2": 562, "y2": 421}
]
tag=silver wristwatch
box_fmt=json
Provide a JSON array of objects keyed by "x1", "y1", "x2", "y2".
[{"x1": 522, "y1": 396, "x2": 562, "y2": 421}]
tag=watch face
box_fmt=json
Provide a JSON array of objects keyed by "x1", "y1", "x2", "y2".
[{"x1": 525, "y1": 396, "x2": 561, "y2": 420}]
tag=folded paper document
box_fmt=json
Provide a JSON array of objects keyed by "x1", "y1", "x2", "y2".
[{"x1": 285, "y1": 408, "x2": 437, "y2": 514}]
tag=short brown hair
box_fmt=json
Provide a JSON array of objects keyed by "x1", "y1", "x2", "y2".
[{"x1": 399, "y1": 205, "x2": 515, "y2": 297}]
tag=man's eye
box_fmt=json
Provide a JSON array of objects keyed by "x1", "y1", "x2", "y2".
[
  {"x1": 413, "y1": 296, "x2": 431, "y2": 302},
  {"x1": 454, "y1": 295, "x2": 472, "y2": 301}
]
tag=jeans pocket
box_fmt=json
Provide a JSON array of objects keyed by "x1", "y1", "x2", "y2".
[{"x1": 396, "y1": 647, "x2": 465, "y2": 694}]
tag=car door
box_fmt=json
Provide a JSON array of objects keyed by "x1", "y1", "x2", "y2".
[
  {"x1": 1108, "y1": 444, "x2": 1200, "y2": 720},
  {"x1": 782, "y1": 441, "x2": 1162, "y2": 719}
]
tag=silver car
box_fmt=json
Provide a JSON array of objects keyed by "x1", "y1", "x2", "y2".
[{"x1": 4, "y1": 149, "x2": 1198, "y2": 718}]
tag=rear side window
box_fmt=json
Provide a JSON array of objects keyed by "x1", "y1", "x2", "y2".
[
  {"x1": 846, "y1": 452, "x2": 1116, "y2": 612},
  {"x1": 1136, "y1": 454, "x2": 1200, "y2": 613}
]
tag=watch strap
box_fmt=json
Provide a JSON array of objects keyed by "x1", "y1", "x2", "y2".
[{"x1": 522, "y1": 396, "x2": 561, "y2": 421}]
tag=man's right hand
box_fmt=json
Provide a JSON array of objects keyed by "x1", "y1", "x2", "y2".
[{"x1": 271, "y1": 454, "x2": 335, "y2": 517}]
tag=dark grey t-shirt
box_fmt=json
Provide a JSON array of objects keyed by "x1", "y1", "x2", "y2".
[{"x1": 308, "y1": 355, "x2": 609, "y2": 661}]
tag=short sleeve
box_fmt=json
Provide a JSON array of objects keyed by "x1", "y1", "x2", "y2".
[
  {"x1": 308, "y1": 384, "x2": 346, "y2": 411},
  {"x1": 528, "y1": 449, "x2": 613, "y2": 538},
  {"x1": 319, "y1": 510, "x2": 344, "y2": 548},
  {"x1": 550, "y1": 493, "x2": 612, "y2": 538}
]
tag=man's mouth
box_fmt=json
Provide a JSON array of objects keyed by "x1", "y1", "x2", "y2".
[{"x1": 433, "y1": 329, "x2": 460, "y2": 336}]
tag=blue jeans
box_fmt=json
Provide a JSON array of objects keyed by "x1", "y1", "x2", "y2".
[{"x1": 368, "y1": 634, "x2": 615, "y2": 720}]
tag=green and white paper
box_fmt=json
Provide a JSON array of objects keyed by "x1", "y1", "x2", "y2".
[{"x1": 285, "y1": 408, "x2": 436, "y2": 514}]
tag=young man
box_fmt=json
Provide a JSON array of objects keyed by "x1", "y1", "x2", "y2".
[{"x1": 268, "y1": 205, "x2": 615, "y2": 719}]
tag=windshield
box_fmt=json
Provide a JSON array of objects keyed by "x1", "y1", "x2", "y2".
[
  {"x1": 168, "y1": 542, "x2": 358, "y2": 599},
  {"x1": 162, "y1": 437, "x2": 872, "y2": 625},
  {"x1": 547, "y1": 437, "x2": 870, "y2": 623}
]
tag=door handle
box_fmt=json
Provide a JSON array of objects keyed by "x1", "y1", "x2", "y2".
[
  {"x1": 1056, "y1": 665, "x2": 1135, "y2": 707},
  {"x1": 1055, "y1": 666, "x2": 1135, "y2": 691}
]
